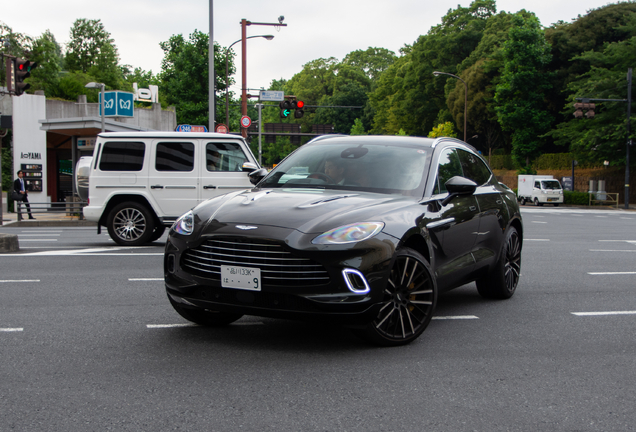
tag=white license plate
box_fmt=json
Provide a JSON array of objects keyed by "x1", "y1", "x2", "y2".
[
  {"x1": 547, "y1": 198, "x2": 558, "y2": 201},
  {"x1": 221, "y1": 265, "x2": 261, "y2": 291}
]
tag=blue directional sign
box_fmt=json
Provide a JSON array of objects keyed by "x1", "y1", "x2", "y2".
[
  {"x1": 99, "y1": 91, "x2": 134, "y2": 117},
  {"x1": 175, "y1": 125, "x2": 208, "y2": 132}
]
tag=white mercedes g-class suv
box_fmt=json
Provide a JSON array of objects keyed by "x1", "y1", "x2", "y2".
[{"x1": 80, "y1": 132, "x2": 261, "y2": 245}]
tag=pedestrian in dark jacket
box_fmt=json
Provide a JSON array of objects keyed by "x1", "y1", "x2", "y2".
[{"x1": 13, "y1": 170, "x2": 35, "y2": 219}]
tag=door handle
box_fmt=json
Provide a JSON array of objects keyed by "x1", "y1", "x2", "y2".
[
  {"x1": 150, "y1": 185, "x2": 164, "y2": 189},
  {"x1": 203, "y1": 185, "x2": 217, "y2": 190}
]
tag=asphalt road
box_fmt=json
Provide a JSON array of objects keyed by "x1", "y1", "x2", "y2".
[{"x1": 1, "y1": 207, "x2": 635, "y2": 431}]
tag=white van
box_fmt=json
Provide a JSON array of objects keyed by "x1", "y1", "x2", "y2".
[{"x1": 81, "y1": 132, "x2": 261, "y2": 245}]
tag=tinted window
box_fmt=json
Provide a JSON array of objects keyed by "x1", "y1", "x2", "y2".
[
  {"x1": 206, "y1": 142, "x2": 248, "y2": 172},
  {"x1": 434, "y1": 148, "x2": 463, "y2": 194},
  {"x1": 457, "y1": 149, "x2": 492, "y2": 186},
  {"x1": 100, "y1": 141, "x2": 145, "y2": 171},
  {"x1": 156, "y1": 142, "x2": 195, "y2": 172}
]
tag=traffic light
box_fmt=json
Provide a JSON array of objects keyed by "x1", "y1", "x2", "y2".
[
  {"x1": 279, "y1": 99, "x2": 292, "y2": 118},
  {"x1": 14, "y1": 58, "x2": 38, "y2": 96},
  {"x1": 573, "y1": 102, "x2": 595, "y2": 119},
  {"x1": 293, "y1": 99, "x2": 305, "y2": 119},
  {"x1": 279, "y1": 97, "x2": 305, "y2": 119}
]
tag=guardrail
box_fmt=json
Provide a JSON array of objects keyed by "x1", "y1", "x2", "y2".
[
  {"x1": 16, "y1": 200, "x2": 87, "y2": 221},
  {"x1": 588, "y1": 192, "x2": 619, "y2": 209}
]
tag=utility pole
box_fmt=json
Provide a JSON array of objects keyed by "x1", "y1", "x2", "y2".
[{"x1": 209, "y1": 0, "x2": 215, "y2": 132}]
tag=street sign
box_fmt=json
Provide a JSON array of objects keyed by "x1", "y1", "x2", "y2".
[
  {"x1": 175, "y1": 125, "x2": 208, "y2": 132},
  {"x1": 240, "y1": 116, "x2": 252, "y2": 129},
  {"x1": 99, "y1": 91, "x2": 134, "y2": 117},
  {"x1": 259, "y1": 91, "x2": 284, "y2": 102},
  {"x1": 215, "y1": 124, "x2": 228, "y2": 134}
]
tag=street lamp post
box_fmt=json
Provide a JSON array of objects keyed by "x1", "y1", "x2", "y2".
[
  {"x1": 225, "y1": 35, "x2": 274, "y2": 129},
  {"x1": 239, "y1": 17, "x2": 287, "y2": 138},
  {"x1": 433, "y1": 71, "x2": 468, "y2": 142}
]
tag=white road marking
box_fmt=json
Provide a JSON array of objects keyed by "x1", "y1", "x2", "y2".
[
  {"x1": 589, "y1": 250, "x2": 636, "y2": 252},
  {"x1": 598, "y1": 240, "x2": 636, "y2": 244},
  {"x1": 531, "y1": 221, "x2": 548, "y2": 224},
  {"x1": 18, "y1": 234, "x2": 61, "y2": 237},
  {"x1": 525, "y1": 239, "x2": 551, "y2": 241},
  {"x1": 572, "y1": 311, "x2": 636, "y2": 316},
  {"x1": 1, "y1": 247, "x2": 162, "y2": 257},
  {"x1": 620, "y1": 217, "x2": 634, "y2": 220},
  {"x1": 0, "y1": 328, "x2": 23, "y2": 332},
  {"x1": 18, "y1": 239, "x2": 58, "y2": 242},
  {"x1": 0, "y1": 279, "x2": 40, "y2": 283},
  {"x1": 147, "y1": 322, "x2": 264, "y2": 328},
  {"x1": 588, "y1": 272, "x2": 636, "y2": 275},
  {"x1": 432, "y1": 315, "x2": 479, "y2": 320},
  {"x1": 129, "y1": 278, "x2": 163, "y2": 281}
]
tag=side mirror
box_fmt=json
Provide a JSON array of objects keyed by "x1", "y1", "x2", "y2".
[
  {"x1": 249, "y1": 168, "x2": 269, "y2": 185},
  {"x1": 242, "y1": 162, "x2": 259, "y2": 173},
  {"x1": 441, "y1": 176, "x2": 477, "y2": 206}
]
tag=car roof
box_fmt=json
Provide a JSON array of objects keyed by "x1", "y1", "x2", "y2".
[
  {"x1": 306, "y1": 134, "x2": 474, "y2": 151},
  {"x1": 98, "y1": 131, "x2": 245, "y2": 140}
]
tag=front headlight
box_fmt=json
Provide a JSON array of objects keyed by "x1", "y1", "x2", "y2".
[
  {"x1": 172, "y1": 210, "x2": 194, "y2": 235},
  {"x1": 312, "y1": 222, "x2": 384, "y2": 245}
]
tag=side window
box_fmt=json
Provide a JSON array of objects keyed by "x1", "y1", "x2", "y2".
[
  {"x1": 100, "y1": 141, "x2": 145, "y2": 171},
  {"x1": 155, "y1": 142, "x2": 195, "y2": 172},
  {"x1": 206, "y1": 142, "x2": 248, "y2": 172},
  {"x1": 433, "y1": 148, "x2": 463, "y2": 194},
  {"x1": 534, "y1": 181, "x2": 541, "y2": 188},
  {"x1": 457, "y1": 149, "x2": 492, "y2": 186}
]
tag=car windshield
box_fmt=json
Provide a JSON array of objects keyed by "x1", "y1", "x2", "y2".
[
  {"x1": 541, "y1": 180, "x2": 562, "y2": 190},
  {"x1": 261, "y1": 141, "x2": 430, "y2": 197}
]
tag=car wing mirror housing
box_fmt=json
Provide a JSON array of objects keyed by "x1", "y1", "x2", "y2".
[
  {"x1": 441, "y1": 176, "x2": 477, "y2": 206},
  {"x1": 242, "y1": 162, "x2": 259, "y2": 173},
  {"x1": 249, "y1": 168, "x2": 269, "y2": 185}
]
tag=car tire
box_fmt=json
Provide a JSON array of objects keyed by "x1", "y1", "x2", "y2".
[
  {"x1": 107, "y1": 201, "x2": 156, "y2": 246},
  {"x1": 168, "y1": 295, "x2": 243, "y2": 326},
  {"x1": 476, "y1": 227, "x2": 522, "y2": 299},
  {"x1": 520, "y1": 198, "x2": 526, "y2": 205},
  {"x1": 534, "y1": 198, "x2": 543, "y2": 206},
  {"x1": 148, "y1": 225, "x2": 167, "y2": 242},
  {"x1": 354, "y1": 248, "x2": 437, "y2": 347},
  {"x1": 554, "y1": 203, "x2": 559, "y2": 207}
]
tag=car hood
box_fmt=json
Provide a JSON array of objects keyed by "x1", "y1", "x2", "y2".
[{"x1": 198, "y1": 188, "x2": 418, "y2": 235}]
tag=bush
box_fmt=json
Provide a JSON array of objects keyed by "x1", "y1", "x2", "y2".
[{"x1": 564, "y1": 190, "x2": 589, "y2": 205}]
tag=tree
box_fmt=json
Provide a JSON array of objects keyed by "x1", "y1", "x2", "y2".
[
  {"x1": 494, "y1": 13, "x2": 553, "y2": 168},
  {"x1": 350, "y1": 118, "x2": 367, "y2": 135},
  {"x1": 159, "y1": 30, "x2": 229, "y2": 126},
  {"x1": 428, "y1": 122, "x2": 458, "y2": 138},
  {"x1": 28, "y1": 30, "x2": 64, "y2": 94},
  {"x1": 64, "y1": 19, "x2": 123, "y2": 89}
]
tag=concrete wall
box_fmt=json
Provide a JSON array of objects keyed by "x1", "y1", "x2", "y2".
[
  {"x1": 12, "y1": 94, "x2": 48, "y2": 203},
  {"x1": 45, "y1": 99, "x2": 176, "y2": 131}
]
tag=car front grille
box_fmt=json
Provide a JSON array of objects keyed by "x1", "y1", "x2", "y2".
[{"x1": 182, "y1": 237, "x2": 330, "y2": 287}]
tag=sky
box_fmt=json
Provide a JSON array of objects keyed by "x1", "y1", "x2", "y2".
[{"x1": 2, "y1": 0, "x2": 619, "y2": 95}]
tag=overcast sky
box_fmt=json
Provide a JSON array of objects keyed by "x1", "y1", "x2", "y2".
[{"x1": 2, "y1": 0, "x2": 617, "y2": 94}]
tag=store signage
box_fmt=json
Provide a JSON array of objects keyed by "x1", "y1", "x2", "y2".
[
  {"x1": 99, "y1": 91, "x2": 134, "y2": 117},
  {"x1": 133, "y1": 83, "x2": 159, "y2": 103}
]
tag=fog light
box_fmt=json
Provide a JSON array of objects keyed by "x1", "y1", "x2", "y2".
[
  {"x1": 167, "y1": 254, "x2": 175, "y2": 274},
  {"x1": 342, "y1": 269, "x2": 370, "y2": 294}
]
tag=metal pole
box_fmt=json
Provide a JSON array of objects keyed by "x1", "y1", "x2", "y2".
[
  {"x1": 463, "y1": 81, "x2": 467, "y2": 142},
  {"x1": 225, "y1": 49, "x2": 230, "y2": 129},
  {"x1": 209, "y1": 0, "x2": 215, "y2": 132},
  {"x1": 257, "y1": 103, "x2": 263, "y2": 165},
  {"x1": 626, "y1": 68, "x2": 632, "y2": 209},
  {"x1": 100, "y1": 84, "x2": 105, "y2": 133},
  {"x1": 241, "y1": 19, "x2": 248, "y2": 138}
]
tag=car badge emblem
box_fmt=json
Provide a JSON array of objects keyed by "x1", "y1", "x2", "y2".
[{"x1": 236, "y1": 225, "x2": 258, "y2": 230}]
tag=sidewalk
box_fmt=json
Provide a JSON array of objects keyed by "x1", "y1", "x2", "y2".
[{"x1": 0, "y1": 210, "x2": 96, "y2": 227}]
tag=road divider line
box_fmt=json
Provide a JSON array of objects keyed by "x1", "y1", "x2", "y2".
[
  {"x1": 525, "y1": 239, "x2": 551, "y2": 241},
  {"x1": 572, "y1": 311, "x2": 636, "y2": 316},
  {"x1": 589, "y1": 250, "x2": 636, "y2": 252},
  {"x1": 588, "y1": 272, "x2": 636, "y2": 275},
  {"x1": 18, "y1": 239, "x2": 58, "y2": 242},
  {"x1": 129, "y1": 278, "x2": 163, "y2": 281},
  {"x1": 147, "y1": 324, "x2": 197, "y2": 328},
  {"x1": 531, "y1": 221, "x2": 548, "y2": 224},
  {"x1": 432, "y1": 315, "x2": 478, "y2": 320},
  {"x1": 19, "y1": 234, "x2": 61, "y2": 237},
  {"x1": 0, "y1": 328, "x2": 24, "y2": 332},
  {"x1": 0, "y1": 280, "x2": 40, "y2": 283}
]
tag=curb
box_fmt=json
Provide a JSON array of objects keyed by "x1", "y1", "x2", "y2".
[{"x1": 0, "y1": 233, "x2": 19, "y2": 253}]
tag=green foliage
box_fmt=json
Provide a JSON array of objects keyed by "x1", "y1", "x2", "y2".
[
  {"x1": 260, "y1": 136, "x2": 298, "y2": 167},
  {"x1": 428, "y1": 121, "x2": 458, "y2": 138},
  {"x1": 495, "y1": 13, "x2": 553, "y2": 167},
  {"x1": 488, "y1": 154, "x2": 515, "y2": 170},
  {"x1": 1, "y1": 131, "x2": 13, "y2": 193},
  {"x1": 27, "y1": 30, "x2": 64, "y2": 94},
  {"x1": 159, "y1": 31, "x2": 228, "y2": 126},
  {"x1": 564, "y1": 190, "x2": 589, "y2": 205},
  {"x1": 350, "y1": 118, "x2": 367, "y2": 135}
]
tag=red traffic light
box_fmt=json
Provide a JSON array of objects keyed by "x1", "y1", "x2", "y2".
[{"x1": 296, "y1": 100, "x2": 305, "y2": 109}]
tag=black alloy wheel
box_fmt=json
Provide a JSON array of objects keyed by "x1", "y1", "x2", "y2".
[
  {"x1": 357, "y1": 248, "x2": 437, "y2": 346},
  {"x1": 476, "y1": 227, "x2": 522, "y2": 299}
]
